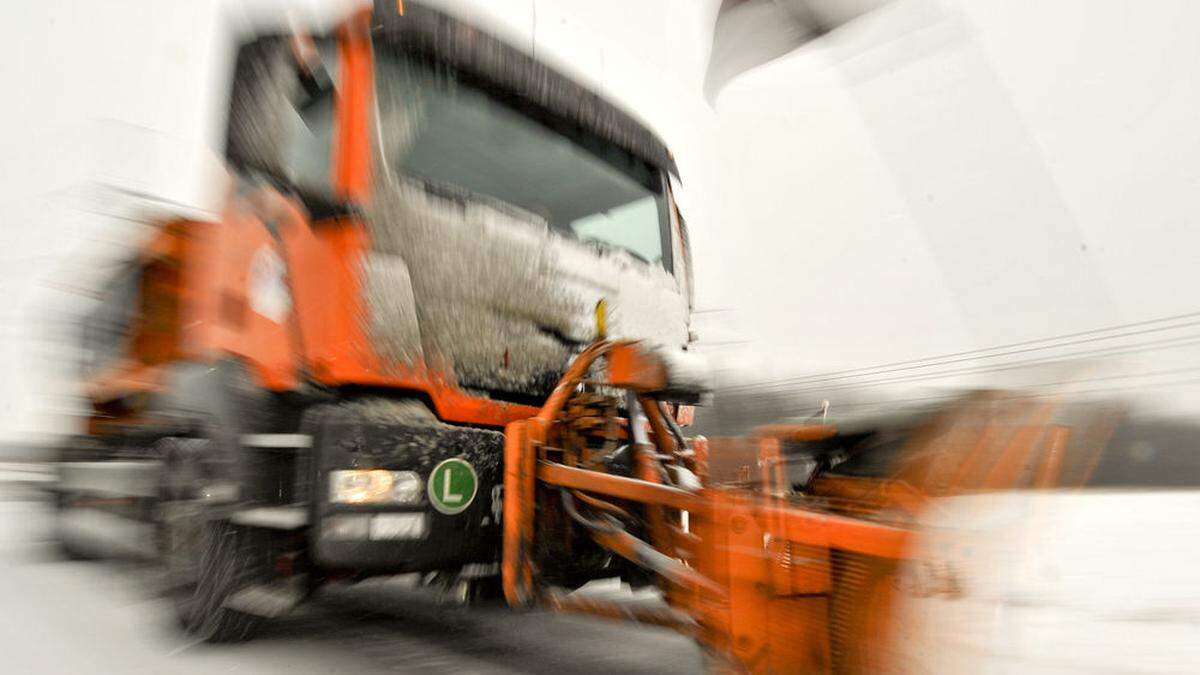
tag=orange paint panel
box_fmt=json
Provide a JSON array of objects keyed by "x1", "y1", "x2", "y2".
[
  {"x1": 333, "y1": 24, "x2": 373, "y2": 203},
  {"x1": 607, "y1": 344, "x2": 667, "y2": 392},
  {"x1": 766, "y1": 596, "x2": 831, "y2": 674},
  {"x1": 275, "y1": 207, "x2": 540, "y2": 426},
  {"x1": 201, "y1": 195, "x2": 300, "y2": 390},
  {"x1": 769, "y1": 504, "x2": 910, "y2": 560},
  {"x1": 783, "y1": 543, "x2": 832, "y2": 596},
  {"x1": 810, "y1": 475, "x2": 929, "y2": 515},
  {"x1": 753, "y1": 424, "x2": 837, "y2": 443},
  {"x1": 724, "y1": 502, "x2": 771, "y2": 669},
  {"x1": 981, "y1": 404, "x2": 1055, "y2": 489},
  {"x1": 1034, "y1": 425, "x2": 1071, "y2": 488},
  {"x1": 276, "y1": 215, "x2": 344, "y2": 371},
  {"x1": 85, "y1": 360, "x2": 166, "y2": 402},
  {"x1": 536, "y1": 461, "x2": 705, "y2": 513},
  {"x1": 690, "y1": 435, "x2": 710, "y2": 483},
  {"x1": 502, "y1": 420, "x2": 537, "y2": 607}
]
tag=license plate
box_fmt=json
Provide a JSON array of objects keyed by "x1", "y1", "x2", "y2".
[{"x1": 369, "y1": 513, "x2": 428, "y2": 540}]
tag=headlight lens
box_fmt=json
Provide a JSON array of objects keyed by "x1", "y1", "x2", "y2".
[{"x1": 329, "y1": 469, "x2": 423, "y2": 504}]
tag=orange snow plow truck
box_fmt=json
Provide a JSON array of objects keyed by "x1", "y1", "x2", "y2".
[{"x1": 52, "y1": 2, "x2": 1099, "y2": 672}]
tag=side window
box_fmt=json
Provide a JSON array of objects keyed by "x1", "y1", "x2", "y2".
[
  {"x1": 226, "y1": 37, "x2": 340, "y2": 202},
  {"x1": 282, "y1": 97, "x2": 335, "y2": 196},
  {"x1": 674, "y1": 204, "x2": 695, "y2": 309},
  {"x1": 668, "y1": 179, "x2": 693, "y2": 307},
  {"x1": 281, "y1": 42, "x2": 340, "y2": 199}
]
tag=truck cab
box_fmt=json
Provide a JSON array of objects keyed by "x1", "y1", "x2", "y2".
[{"x1": 62, "y1": 0, "x2": 695, "y2": 641}]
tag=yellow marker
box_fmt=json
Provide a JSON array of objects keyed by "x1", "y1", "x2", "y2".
[{"x1": 594, "y1": 299, "x2": 608, "y2": 340}]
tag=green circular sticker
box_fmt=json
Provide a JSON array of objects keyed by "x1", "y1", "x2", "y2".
[{"x1": 428, "y1": 458, "x2": 478, "y2": 515}]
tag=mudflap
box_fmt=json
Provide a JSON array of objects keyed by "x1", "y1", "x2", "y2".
[{"x1": 304, "y1": 401, "x2": 505, "y2": 572}]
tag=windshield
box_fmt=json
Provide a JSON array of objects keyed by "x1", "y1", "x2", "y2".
[{"x1": 373, "y1": 52, "x2": 671, "y2": 269}]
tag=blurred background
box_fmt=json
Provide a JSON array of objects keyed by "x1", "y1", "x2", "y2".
[
  {"x1": 2, "y1": 0, "x2": 1199, "y2": 672},
  {"x1": 6, "y1": 0, "x2": 1200, "y2": 442}
]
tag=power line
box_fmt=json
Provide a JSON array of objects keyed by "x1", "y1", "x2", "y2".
[
  {"x1": 831, "y1": 364, "x2": 1200, "y2": 412},
  {"x1": 833, "y1": 374, "x2": 1200, "y2": 413},
  {"x1": 732, "y1": 333, "x2": 1200, "y2": 395},
  {"x1": 728, "y1": 309, "x2": 1200, "y2": 392},
  {"x1": 743, "y1": 309, "x2": 1200, "y2": 387},
  {"x1": 725, "y1": 331, "x2": 1200, "y2": 395}
]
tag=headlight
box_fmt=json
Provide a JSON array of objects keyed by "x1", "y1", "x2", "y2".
[{"x1": 329, "y1": 469, "x2": 423, "y2": 504}]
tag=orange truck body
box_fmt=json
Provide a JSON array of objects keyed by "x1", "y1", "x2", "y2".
[
  {"x1": 57, "y1": 3, "x2": 1133, "y2": 671},
  {"x1": 86, "y1": 14, "x2": 538, "y2": 435}
]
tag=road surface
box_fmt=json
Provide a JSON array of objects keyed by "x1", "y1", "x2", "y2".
[{"x1": 0, "y1": 470, "x2": 702, "y2": 675}]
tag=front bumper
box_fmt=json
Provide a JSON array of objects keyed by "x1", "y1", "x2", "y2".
[{"x1": 305, "y1": 404, "x2": 505, "y2": 572}]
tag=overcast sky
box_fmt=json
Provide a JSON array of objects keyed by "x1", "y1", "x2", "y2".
[{"x1": 4, "y1": 0, "x2": 1200, "y2": 441}]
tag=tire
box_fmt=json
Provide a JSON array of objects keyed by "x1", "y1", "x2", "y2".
[
  {"x1": 465, "y1": 575, "x2": 505, "y2": 605},
  {"x1": 54, "y1": 492, "x2": 98, "y2": 561},
  {"x1": 158, "y1": 438, "x2": 207, "y2": 591},
  {"x1": 175, "y1": 518, "x2": 269, "y2": 643},
  {"x1": 156, "y1": 437, "x2": 269, "y2": 643},
  {"x1": 53, "y1": 436, "x2": 111, "y2": 560}
]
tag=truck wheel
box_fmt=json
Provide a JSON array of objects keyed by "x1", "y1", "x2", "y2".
[
  {"x1": 53, "y1": 435, "x2": 111, "y2": 560},
  {"x1": 466, "y1": 576, "x2": 505, "y2": 604},
  {"x1": 175, "y1": 518, "x2": 269, "y2": 642},
  {"x1": 157, "y1": 438, "x2": 268, "y2": 643},
  {"x1": 158, "y1": 438, "x2": 206, "y2": 594},
  {"x1": 54, "y1": 492, "x2": 97, "y2": 560}
]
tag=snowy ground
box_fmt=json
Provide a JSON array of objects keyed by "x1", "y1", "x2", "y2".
[
  {"x1": 0, "y1": 473, "x2": 701, "y2": 675},
  {"x1": 8, "y1": 462, "x2": 1196, "y2": 674}
]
